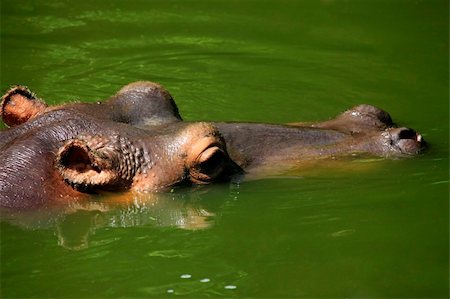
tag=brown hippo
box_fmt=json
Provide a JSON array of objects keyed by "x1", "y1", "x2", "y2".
[{"x1": 0, "y1": 81, "x2": 425, "y2": 209}]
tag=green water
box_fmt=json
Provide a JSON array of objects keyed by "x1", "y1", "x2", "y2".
[{"x1": 1, "y1": 0, "x2": 448, "y2": 297}]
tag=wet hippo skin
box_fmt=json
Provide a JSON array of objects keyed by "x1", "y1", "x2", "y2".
[{"x1": 0, "y1": 81, "x2": 426, "y2": 209}]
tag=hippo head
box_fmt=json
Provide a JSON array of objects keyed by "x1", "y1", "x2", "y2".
[
  {"x1": 54, "y1": 122, "x2": 235, "y2": 192},
  {"x1": 0, "y1": 82, "x2": 240, "y2": 208},
  {"x1": 310, "y1": 104, "x2": 426, "y2": 157}
]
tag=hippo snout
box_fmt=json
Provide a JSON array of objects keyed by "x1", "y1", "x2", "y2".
[{"x1": 387, "y1": 127, "x2": 426, "y2": 155}]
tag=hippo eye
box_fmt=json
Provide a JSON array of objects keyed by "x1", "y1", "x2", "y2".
[
  {"x1": 198, "y1": 147, "x2": 225, "y2": 176},
  {"x1": 190, "y1": 146, "x2": 227, "y2": 183}
]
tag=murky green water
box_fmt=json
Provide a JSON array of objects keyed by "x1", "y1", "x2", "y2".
[{"x1": 1, "y1": 0, "x2": 448, "y2": 297}]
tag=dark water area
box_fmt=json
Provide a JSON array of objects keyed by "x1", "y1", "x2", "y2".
[{"x1": 1, "y1": 0, "x2": 448, "y2": 297}]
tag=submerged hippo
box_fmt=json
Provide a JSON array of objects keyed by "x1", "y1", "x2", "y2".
[{"x1": 0, "y1": 81, "x2": 425, "y2": 209}]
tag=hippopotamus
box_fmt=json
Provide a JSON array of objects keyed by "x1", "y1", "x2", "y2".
[{"x1": 0, "y1": 81, "x2": 425, "y2": 210}]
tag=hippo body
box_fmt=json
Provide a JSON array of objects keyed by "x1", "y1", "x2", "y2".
[{"x1": 0, "y1": 82, "x2": 425, "y2": 209}]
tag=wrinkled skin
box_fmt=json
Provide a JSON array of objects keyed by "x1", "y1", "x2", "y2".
[{"x1": 0, "y1": 81, "x2": 425, "y2": 210}]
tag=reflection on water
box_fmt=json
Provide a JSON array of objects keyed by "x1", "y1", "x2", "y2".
[{"x1": 2, "y1": 188, "x2": 230, "y2": 250}]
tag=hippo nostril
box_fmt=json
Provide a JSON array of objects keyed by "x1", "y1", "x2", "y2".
[
  {"x1": 397, "y1": 128, "x2": 417, "y2": 140},
  {"x1": 387, "y1": 127, "x2": 426, "y2": 155}
]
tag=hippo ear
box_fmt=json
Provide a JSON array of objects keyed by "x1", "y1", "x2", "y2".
[
  {"x1": 55, "y1": 138, "x2": 124, "y2": 192},
  {"x1": 1, "y1": 86, "x2": 48, "y2": 127}
]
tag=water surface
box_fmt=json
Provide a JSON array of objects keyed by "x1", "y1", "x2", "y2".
[{"x1": 1, "y1": 0, "x2": 448, "y2": 297}]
